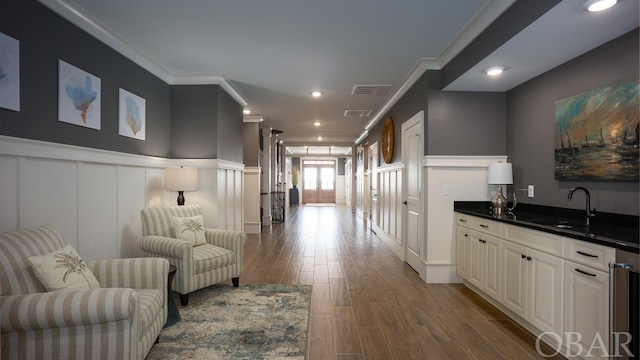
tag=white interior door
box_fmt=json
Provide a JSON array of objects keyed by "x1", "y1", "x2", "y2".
[
  {"x1": 369, "y1": 143, "x2": 378, "y2": 226},
  {"x1": 402, "y1": 111, "x2": 423, "y2": 272}
]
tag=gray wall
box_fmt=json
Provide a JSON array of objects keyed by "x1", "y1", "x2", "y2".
[
  {"x1": 364, "y1": 70, "x2": 430, "y2": 164},
  {"x1": 507, "y1": 29, "x2": 639, "y2": 215},
  {"x1": 216, "y1": 89, "x2": 244, "y2": 163},
  {"x1": 427, "y1": 76, "x2": 506, "y2": 155},
  {"x1": 363, "y1": 70, "x2": 506, "y2": 161},
  {"x1": 243, "y1": 122, "x2": 260, "y2": 167},
  {"x1": 170, "y1": 85, "x2": 219, "y2": 159},
  {"x1": 0, "y1": 0, "x2": 171, "y2": 157}
]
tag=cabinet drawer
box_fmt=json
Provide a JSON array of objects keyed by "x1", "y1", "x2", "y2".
[
  {"x1": 469, "y1": 216, "x2": 501, "y2": 237},
  {"x1": 456, "y1": 213, "x2": 469, "y2": 227},
  {"x1": 503, "y1": 224, "x2": 564, "y2": 257},
  {"x1": 564, "y1": 238, "x2": 614, "y2": 272}
]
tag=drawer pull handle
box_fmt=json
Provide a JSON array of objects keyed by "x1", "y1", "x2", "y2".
[
  {"x1": 459, "y1": 219, "x2": 467, "y2": 223},
  {"x1": 464, "y1": 234, "x2": 468, "y2": 237},
  {"x1": 576, "y1": 251, "x2": 598, "y2": 258},
  {"x1": 479, "y1": 224, "x2": 489, "y2": 228},
  {"x1": 575, "y1": 268, "x2": 596, "y2": 277},
  {"x1": 521, "y1": 254, "x2": 526, "y2": 259},
  {"x1": 526, "y1": 256, "x2": 532, "y2": 261}
]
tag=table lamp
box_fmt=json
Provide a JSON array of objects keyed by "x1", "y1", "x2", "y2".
[
  {"x1": 164, "y1": 166, "x2": 199, "y2": 206},
  {"x1": 488, "y1": 162, "x2": 513, "y2": 216}
]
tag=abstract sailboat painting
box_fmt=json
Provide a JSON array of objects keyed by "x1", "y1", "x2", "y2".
[
  {"x1": 58, "y1": 60, "x2": 101, "y2": 130},
  {"x1": 555, "y1": 77, "x2": 639, "y2": 181}
]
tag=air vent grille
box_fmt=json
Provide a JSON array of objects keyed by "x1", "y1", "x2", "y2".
[
  {"x1": 344, "y1": 110, "x2": 373, "y2": 118},
  {"x1": 351, "y1": 84, "x2": 392, "y2": 96}
]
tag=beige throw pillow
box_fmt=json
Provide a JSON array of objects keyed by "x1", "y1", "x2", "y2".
[
  {"x1": 27, "y1": 244, "x2": 100, "y2": 292},
  {"x1": 172, "y1": 215, "x2": 206, "y2": 246}
]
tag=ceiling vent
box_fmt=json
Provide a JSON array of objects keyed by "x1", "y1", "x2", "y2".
[
  {"x1": 351, "y1": 84, "x2": 392, "y2": 96},
  {"x1": 344, "y1": 110, "x2": 373, "y2": 118}
]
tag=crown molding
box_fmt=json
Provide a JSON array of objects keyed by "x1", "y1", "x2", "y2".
[
  {"x1": 356, "y1": 58, "x2": 436, "y2": 143},
  {"x1": 37, "y1": 0, "x2": 249, "y2": 107},
  {"x1": 436, "y1": 0, "x2": 516, "y2": 68}
]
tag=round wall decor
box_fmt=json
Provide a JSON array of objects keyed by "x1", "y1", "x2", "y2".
[{"x1": 381, "y1": 117, "x2": 394, "y2": 163}]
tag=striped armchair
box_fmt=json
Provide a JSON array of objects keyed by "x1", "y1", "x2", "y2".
[
  {"x1": 140, "y1": 205, "x2": 246, "y2": 306},
  {"x1": 0, "y1": 225, "x2": 169, "y2": 360}
]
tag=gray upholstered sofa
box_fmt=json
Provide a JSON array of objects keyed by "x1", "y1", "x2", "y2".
[
  {"x1": 0, "y1": 225, "x2": 169, "y2": 360},
  {"x1": 139, "y1": 205, "x2": 246, "y2": 306}
]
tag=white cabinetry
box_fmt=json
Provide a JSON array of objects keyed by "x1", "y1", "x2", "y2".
[
  {"x1": 456, "y1": 214, "x2": 501, "y2": 302},
  {"x1": 502, "y1": 224, "x2": 565, "y2": 336},
  {"x1": 564, "y1": 239, "x2": 612, "y2": 358},
  {"x1": 455, "y1": 216, "x2": 471, "y2": 279}
]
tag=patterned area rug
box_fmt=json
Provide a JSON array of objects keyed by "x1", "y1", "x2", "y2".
[{"x1": 147, "y1": 284, "x2": 312, "y2": 360}]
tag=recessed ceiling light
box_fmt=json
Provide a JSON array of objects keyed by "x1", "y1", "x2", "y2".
[
  {"x1": 485, "y1": 66, "x2": 505, "y2": 76},
  {"x1": 584, "y1": 0, "x2": 617, "y2": 12},
  {"x1": 311, "y1": 91, "x2": 322, "y2": 97},
  {"x1": 314, "y1": 121, "x2": 321, "y2": 127},
  {"x1": 243, "y1": 109, "x2": 251, "y2": 115},
  {"x1": 318, "y1": 136, "x2": 323, "y2": 141}
]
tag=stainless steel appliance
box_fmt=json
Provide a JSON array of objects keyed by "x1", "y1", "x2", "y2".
[{"x1": 610, "y1": 248, "x2": 639, "y2": 359}]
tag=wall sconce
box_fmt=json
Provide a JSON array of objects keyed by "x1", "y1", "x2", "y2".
[
  {"x1": 488, "y1": 162, "x2": 513, "y2": 216},
  {"x1": 164, "y1": 166, "x2": 199, "y2": 206}
]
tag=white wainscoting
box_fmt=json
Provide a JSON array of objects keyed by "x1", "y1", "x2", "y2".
[
  {"x1": 0, "y1": 135, "x2": 244, "y2": 261},
  {"x1": 355, "y1": 171, "x2": 368, "y2": 219},
  {"x1": 243, "y1": 167, "x2": 261, "y2": 234},
  {"x1": 336, "y1": 174, "x2": 346, "y2": 205},
  {"x1": 372, "y1": 163, "x2": 403, "y2": 258},
  {"x1": 421, "y1": 155, "x2": 507, "y2": 283}
]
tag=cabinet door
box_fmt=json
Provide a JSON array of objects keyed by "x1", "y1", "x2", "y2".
[
  {"x1": 468, "y1": 231, "x2": 484, "y2": 289},
  {"x1": 528, "y1": 249, "x2": 564, "y2": 336},
  {"x1": 501, "y1": 241, "x2": 528, "y2": 318},
  {"x1": 456, "y1": 227, "x2": 470, "y2": 280},
  {"x1": 564, "y1": 261, "x2": 609, "y2": 358},
  {"x1": 483, "y1": 234, "x2": 501, "y2": 302}
]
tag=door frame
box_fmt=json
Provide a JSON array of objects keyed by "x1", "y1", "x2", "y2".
[
  {"x1": 402, "y1": 110, "x2": 424, "y2": 277},
  {"x1": 368, "y1": 142, "x2": 379, "y2": 226}
]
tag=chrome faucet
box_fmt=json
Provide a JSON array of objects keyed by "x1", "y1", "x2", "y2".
[{"x1": 568, "y1": 187, "x2": 596, "y2": 226}]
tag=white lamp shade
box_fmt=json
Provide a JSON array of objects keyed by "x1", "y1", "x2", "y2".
[
  {"x1": 164, "y1": 167, "x2": 199, "y2": 191},
  {"x1": 488, "y1": 163, "x2": 513, "y2": 185}
]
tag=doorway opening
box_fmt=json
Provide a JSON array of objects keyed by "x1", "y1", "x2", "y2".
[{"x1": 302, "y1": 160, "x2": 336, "y2": 204}]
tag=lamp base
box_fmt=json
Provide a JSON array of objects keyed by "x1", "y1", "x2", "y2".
[
  {"x1": 491, "y1": 184, "x2": 508, "y2": 216},
  {"x1": 177, "y1": 191, "x2": 185, "y2": 206}
]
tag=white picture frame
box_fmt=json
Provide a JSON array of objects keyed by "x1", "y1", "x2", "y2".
[
  {"x1": 118, "y1": 88, "x2": 146, "y2": 140},
  {"x1": 58, "y1": 60, "x2": 101, "y2": 130},
  {"x1": 0, "y1": 32, "x2": 20, "y2": 111}
]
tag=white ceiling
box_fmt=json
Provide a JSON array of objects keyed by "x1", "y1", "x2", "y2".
[{"x1": 39, "y1": 0, "x2": 639, "y2": 151}]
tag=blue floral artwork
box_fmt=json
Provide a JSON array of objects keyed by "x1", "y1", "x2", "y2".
[
  {"x1": 0, "y1": 32, "x2": 20, "y2": 111},
  {"x1": 58, "y1": 60, "x2": 101, "y2": 130},
  {"x1": 118, "y1": 88, "x2": 145, "y2": 140}
]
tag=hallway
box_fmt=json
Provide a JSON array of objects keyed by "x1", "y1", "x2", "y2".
[{"x1": 238, "y1": 205, "x2": 562, "y2": 359}]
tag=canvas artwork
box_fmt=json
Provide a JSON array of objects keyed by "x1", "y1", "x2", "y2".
[
  {"x1": 555, "y1": 77, "x2": 639, "y2": 181},
  {"x1": 0, "y1": 32, "x2": 20, "y2": 111},
  {"x1": 58, "y1": 60, "x2": 101, "y2": 130},
  {"x1": 118, "y1": 88, "x2": 145, "y2": 140}
]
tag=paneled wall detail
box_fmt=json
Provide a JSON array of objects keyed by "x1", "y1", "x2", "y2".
[
  {"x1": 421, "y1": 155, "x2": 507, "y2": 283},
  {"x1": 372, "y1": 164, "x2": 403, "y2": 257},
  {"x1": 0, "y1": 135, "x2": 244, "y2": 260},
  {"x1": 355, "y1": 171, "x2": 369, "y2": 219},
  {"x1": 243, "y1": 167, "x2": 261, "y2": 234}
]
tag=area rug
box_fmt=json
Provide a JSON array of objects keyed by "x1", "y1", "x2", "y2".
[{"x1": 146, "y1": 284, "x2": 312, "y2": 360}]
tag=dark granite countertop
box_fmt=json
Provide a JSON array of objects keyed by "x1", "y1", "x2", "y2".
[{"x1": 454, "y1": 201, "x2": 639, "y2": 254}]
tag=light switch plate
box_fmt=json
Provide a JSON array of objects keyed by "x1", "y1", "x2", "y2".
[
  {"x1": 442, "y1": 185, "x2": 450, "y2": 196},
  {"x1": 527, "y1": 185, "x2": 534, "y2": 198}
]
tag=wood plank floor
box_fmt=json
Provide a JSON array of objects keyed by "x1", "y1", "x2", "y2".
[{"x1": 231, "y1": 205, "x2": 564, "y2": 360}]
